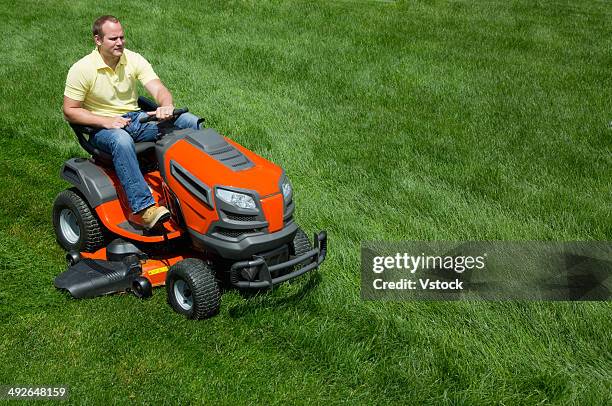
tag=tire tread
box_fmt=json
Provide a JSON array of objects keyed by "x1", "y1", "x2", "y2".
[
  {"x1": 53, "y1": 188, "x2": 106, "y2": 252},
  {"x1": 167, "y1": 258, "x2": 221, "y2": 320},
  {"x1": 292, "y1": 228, "x2": 312, "y2": 257}
]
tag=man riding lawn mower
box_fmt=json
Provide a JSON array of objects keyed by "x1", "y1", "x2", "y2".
[
  {"x1": 53, "y1": 97, "x2": 327, "y2": 319},
  {"x1": 53, "y1": 16, "x2": 326, "y2": 319}
]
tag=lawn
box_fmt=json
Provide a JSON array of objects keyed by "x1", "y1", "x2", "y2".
[{"x1": 0, "y1": 0, "x2": 610, "y2": 403}]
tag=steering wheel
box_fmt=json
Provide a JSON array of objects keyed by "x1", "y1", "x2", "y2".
[{"x1": 139, "y1": 108, "x2": 189, "y2": 124}]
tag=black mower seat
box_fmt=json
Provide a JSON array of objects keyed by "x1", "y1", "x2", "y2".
[
  {"x1": 70, "y1": 124, "x2": 156, "y2": 166},
  {"x1": 69, "y1": 97, "x2": 161, "y2": 166}
]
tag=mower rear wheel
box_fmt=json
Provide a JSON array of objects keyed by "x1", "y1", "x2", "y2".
[
  {"x1": 166, "y1": 259, "x2": 221, "y2": 320},
  {"x1": 52, "y1": 188, "x2": 106, "y2": 253}
]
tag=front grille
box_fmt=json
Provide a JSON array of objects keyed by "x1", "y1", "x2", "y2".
[
  {"x1": 223, "y1": 211, "x2": 258, "y2": 222},
  {"x1": 216, "y1": 228, "x2": 260, "y2": 239}
]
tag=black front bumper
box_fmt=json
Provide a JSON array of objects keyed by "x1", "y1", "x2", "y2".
[{"x1": 230, "y1": 231, "x2": 327, "y2": 289}]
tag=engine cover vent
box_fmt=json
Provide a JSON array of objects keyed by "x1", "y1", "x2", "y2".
[{"x1": 186, "y1": 129, "x2": 254, "y2": 171}]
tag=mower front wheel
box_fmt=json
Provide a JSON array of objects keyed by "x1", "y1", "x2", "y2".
[
  {"x1": 166, "y1": 259, "x2": 221, "y2": 320},
  {"x1": 291, "y1": 228, "x2": 312, "y2": 258},
  {"x1": 287, "y1": 227, "x2": 313, "y2": 276}
]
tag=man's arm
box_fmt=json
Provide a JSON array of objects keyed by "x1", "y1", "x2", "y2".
[
  {"x1": 144, "y1": 79, "x2": 175, "y2": 121},
  {"x1": 63, "y1": 96, "x2": 130, "y2": 129}
]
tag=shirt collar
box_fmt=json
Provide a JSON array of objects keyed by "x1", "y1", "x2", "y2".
[{"x1": 91, "y1": 48, "x2": 127, "y2": 70}]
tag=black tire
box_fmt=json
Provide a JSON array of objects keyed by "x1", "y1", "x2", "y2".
[
  {"x1": 65, "y1": 251, "x2": 81, "y2": 266},
  {"x1": 291, "y1": 228, "x2": 312, "y2": 258},
  {"x1": 132, "y1": 277, "x2": 153, "y2": 299},
  {"x1": 285, "y1": 227, "x2": 313, "y2": 277},
  {"x1": 52, "y1": 188, "x2": 106, "y2": 253},
  {"x1": 166, "y1": 258, "x2": 221, "y2": 319}
]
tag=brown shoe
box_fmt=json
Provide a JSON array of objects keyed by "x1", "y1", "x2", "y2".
[{"x1": 129, "y1": 205, "x2": 171, "y2": 230}]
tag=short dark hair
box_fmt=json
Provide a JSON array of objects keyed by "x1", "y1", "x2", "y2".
[{"x1": 92, "y1": 15, "x2": 119, "y2": 38}]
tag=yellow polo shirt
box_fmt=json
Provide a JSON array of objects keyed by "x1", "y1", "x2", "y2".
[{"x1": 64, "y1": 48, "x2": 159, "y2": 117}]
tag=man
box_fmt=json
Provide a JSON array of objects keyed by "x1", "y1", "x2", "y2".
[{"x1": 63, "y1": 15, "x2": 201, "y2": 230}]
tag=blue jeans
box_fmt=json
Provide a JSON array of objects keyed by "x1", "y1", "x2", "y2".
[{"x1": 91, "y1": 111, "x2": 200, "y2": 213}]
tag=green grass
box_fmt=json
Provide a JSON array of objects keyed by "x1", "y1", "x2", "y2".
[{"x1": 0, "y1": 0, "x2": 611, "y2": 403}]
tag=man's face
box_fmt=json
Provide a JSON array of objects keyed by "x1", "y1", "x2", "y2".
[{"x1": 95, "y1": 21, "x2": 125, "y2": 59}]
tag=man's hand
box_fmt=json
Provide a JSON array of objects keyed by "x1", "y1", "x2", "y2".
[
  {"x1": 102, "y1": 116, "x2": 131, "y2": 129},
  {"x1": 147, "y1": 105, "x2": 175, "y2": 122},
  {"x1": 63, "y1": 96, "x2": 131, "y2": 129}
]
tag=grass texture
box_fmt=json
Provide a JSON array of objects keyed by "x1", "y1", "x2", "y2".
[{"x1": 0, "y1": 0, "x2": 610, "y2": 404}]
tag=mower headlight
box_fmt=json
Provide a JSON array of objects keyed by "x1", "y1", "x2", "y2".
[
  {"x1": 281, "y1": 176, "x2": 293, "y2": 203},
  {"x1": 216, "y1": 188, "x2": 257, "y2": 210}
]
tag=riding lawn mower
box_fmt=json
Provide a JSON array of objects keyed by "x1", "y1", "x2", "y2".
[{"x1": 52, "y1": 97, "x2": 327, "y2": 319}]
